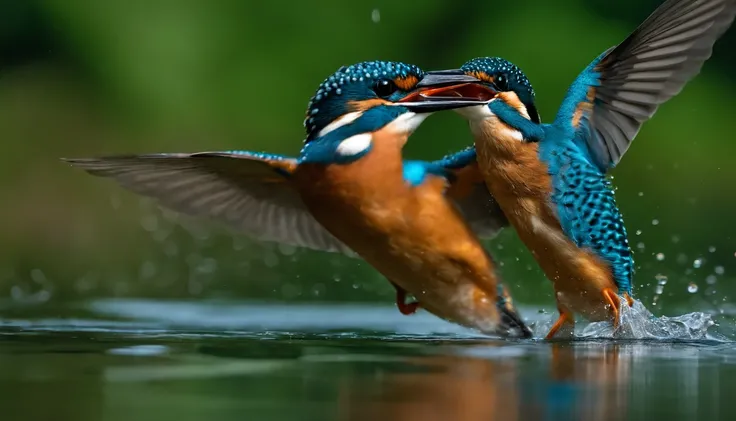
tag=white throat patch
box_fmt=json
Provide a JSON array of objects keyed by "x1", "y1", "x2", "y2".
[
  {"x1": 454, "y1": 100, "x2": 495, "y2": 122},
  {"x1": 335, "y1": 133, "x2": 373, "y2": 157},
  {"x1": 318, "y1": 111, "x2": 363, "y2": 137},
  {"x1": 384, "y1": 112, "x2": 429, "y2": 135},
  {"x1": 456, "y1": 100, "x2": 524, "y2": 142}
]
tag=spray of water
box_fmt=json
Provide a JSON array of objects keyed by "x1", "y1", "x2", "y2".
[{"x1": 531, "y1": 298, "x2": 716, "y2": 341}]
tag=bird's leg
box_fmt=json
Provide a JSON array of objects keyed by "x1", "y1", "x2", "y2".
[
  {"x1": 391, "y1": 281, "x2": 419, "y2": 315},
  {"x1": 623, "y1": 292, "x2": 635, "y2": 307},
  {"x1": 602, "y1": 288, "x2": 622, "y2": 329},
  {"x1": 545, "y1": 307, "x2": 575, "y2": 339}
]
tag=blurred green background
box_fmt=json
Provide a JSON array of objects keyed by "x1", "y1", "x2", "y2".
[{"x1": 0, "y1": 0, "x2": 734, "y2": 314}]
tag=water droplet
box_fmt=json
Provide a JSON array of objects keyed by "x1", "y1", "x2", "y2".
[
  {"x1": 693, "y1": 258, "x2": 703, "y2": 269},
  {"x1": 708, "y1": 246, "x2": 717, "y2": 253},
  {"x1": 654, "y1": 274, "x2": 668, "y2": 298},
  {"x1": 371, "y1": 9, "x2": 381, "y2": 23},
  {"x1": 651, "y1": 219, "x2": 660, "y2": 226},
  {"x1": 706, "y1": 275, "x2": 718, "y2": 285},
  {"x1": 677, "y1": 254, "x2": 688, "y2": 265},
  {"x1": 687, "y1": 283, "x2": 698, "y2": 293},
  {"x1": 638, "y1": 192, "x2": 644, "y2": 197},
  {"x1": 715, "y1": 266, "x2": 725, "y2": 275},
  {"x1": 637, "y1": 242, "x2": 646, "y2": 250},
  {"x1": 636, "y1": 230, "x2": 642, "y2": 236},
  {"x1": 671, "y1": 235, "x2": 680, "y2": 244},
  {"x1": 497, "y1": 244, "x2": 504, "y2": 250},
  {"x1": 312, "y1": 283, "x2": 325, "y2": 297},
  {"x1": 655, "y1": 253, "x2": 665, "y2": 261},
  {"x1": 352, "y1": 283, "x2": 360, "y2": 289},
  {"x1": 333, "y1": 276, "x2": 341, "y2": 283}
]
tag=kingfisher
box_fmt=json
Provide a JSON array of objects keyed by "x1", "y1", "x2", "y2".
[
  {"x1": 421, "y1": 0, "x2": 736, "y2": 338},
  {"x1": 64, "y1": 60, "x2": 533, "y2": 338}
]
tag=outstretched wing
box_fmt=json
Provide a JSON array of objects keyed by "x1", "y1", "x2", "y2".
[
  {"x1": 554, "y1": 0, "x2": 736, "y2": 171},
  {"x1": 431, "y1": 147, "x2": 508, "y2": 239},
  {"x1": 63, "y1": 151, "x2": 355, "y2": 255}
]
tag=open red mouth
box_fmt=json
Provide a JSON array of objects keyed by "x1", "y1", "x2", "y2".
[{"x1": 399, "y1": 83, "x2": 498, "y2": 103}]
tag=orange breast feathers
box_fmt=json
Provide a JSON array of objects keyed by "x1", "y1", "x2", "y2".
[
  {"x1": 294, "y1": 128, "x2": 502, "y2": 302},
  {"x1": 474, "y1": 130, "x2": 621, "y2": 322}
]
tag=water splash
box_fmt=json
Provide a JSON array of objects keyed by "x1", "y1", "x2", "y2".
[
  {"x1": 583, "y1": 300, "x2": 714, "y2": 340},
  {"x1": 530, "y1": 299, "x2": 717, "y2": 340}
]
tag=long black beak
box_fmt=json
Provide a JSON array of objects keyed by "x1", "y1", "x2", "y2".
[
  {"x1": 496, "y1": 283, "x2": 533, "y2": 339},
  {"x1": 399, "y1": 70, "x2": 486, "y2": 113},
  {"x1": 401, "y1": 97, "x2": 488, "y2": 112},
  {"x1": 415, "y1": 69, "x2": 478, "y2": 88},
  {"x1": 499, "y1": 305, "x2": 534, "y2": 339}
]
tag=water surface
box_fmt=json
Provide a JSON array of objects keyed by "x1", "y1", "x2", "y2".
[{"x1": 1, "y1": 300, "x2": 735, "y2": 421}]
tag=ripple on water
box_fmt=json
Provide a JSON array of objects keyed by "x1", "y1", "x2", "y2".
[{"x1": 1, "y1": 299, "x2": 727, "y2": 343}]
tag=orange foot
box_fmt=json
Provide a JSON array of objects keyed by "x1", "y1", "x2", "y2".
[
  {"x1": 602, "y1": 288, "x2": 623, "y2": 328},
  {"x1": 392, "y1": 282, "x2": 419, "y2": 315},
  {"x1": 623, "y1": 292, "x2": 635, "y2": 307},
  {"x1": 545, "y1": 311, "x2": 574, "y2": 339}
]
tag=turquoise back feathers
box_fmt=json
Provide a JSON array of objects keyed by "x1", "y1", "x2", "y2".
[{"x1": 539, "y1": 141, "x2": 634, "y2": 294}]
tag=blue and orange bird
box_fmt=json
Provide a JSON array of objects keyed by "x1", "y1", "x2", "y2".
[
  {"x1": 64, "y1": 61, "x2": 533, "y2": 338},
  {"x1": 422, "y1": 0, "x2": 736, "y2": 338}
]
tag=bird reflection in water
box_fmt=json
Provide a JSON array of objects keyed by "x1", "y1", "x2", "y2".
[{"x1": 336, "y1": 342, "x2": 631, "y2": 421}]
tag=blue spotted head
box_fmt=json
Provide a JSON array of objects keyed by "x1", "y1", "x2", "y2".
[
  {"x1": 459, "y1": 57, "x2": 540, "y2": 126},
  {"x1": 300, "y1": 60, "x2": 485, "y2": 164}
]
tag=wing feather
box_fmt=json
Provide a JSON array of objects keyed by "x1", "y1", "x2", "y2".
[
  {"x1": 554, "y1": 0, "x2": 735, "y2": 170},
  {"x1": 64, "y1": 152, "x2": 355, "y2": 255}
]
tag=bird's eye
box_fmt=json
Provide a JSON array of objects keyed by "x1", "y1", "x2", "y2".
[
  {"x1": 373, "y1": 80, "x2": 398, "y2": 98},
  {"x1": 494, "y1": 74, "x2": 508, "y2": 91}
]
